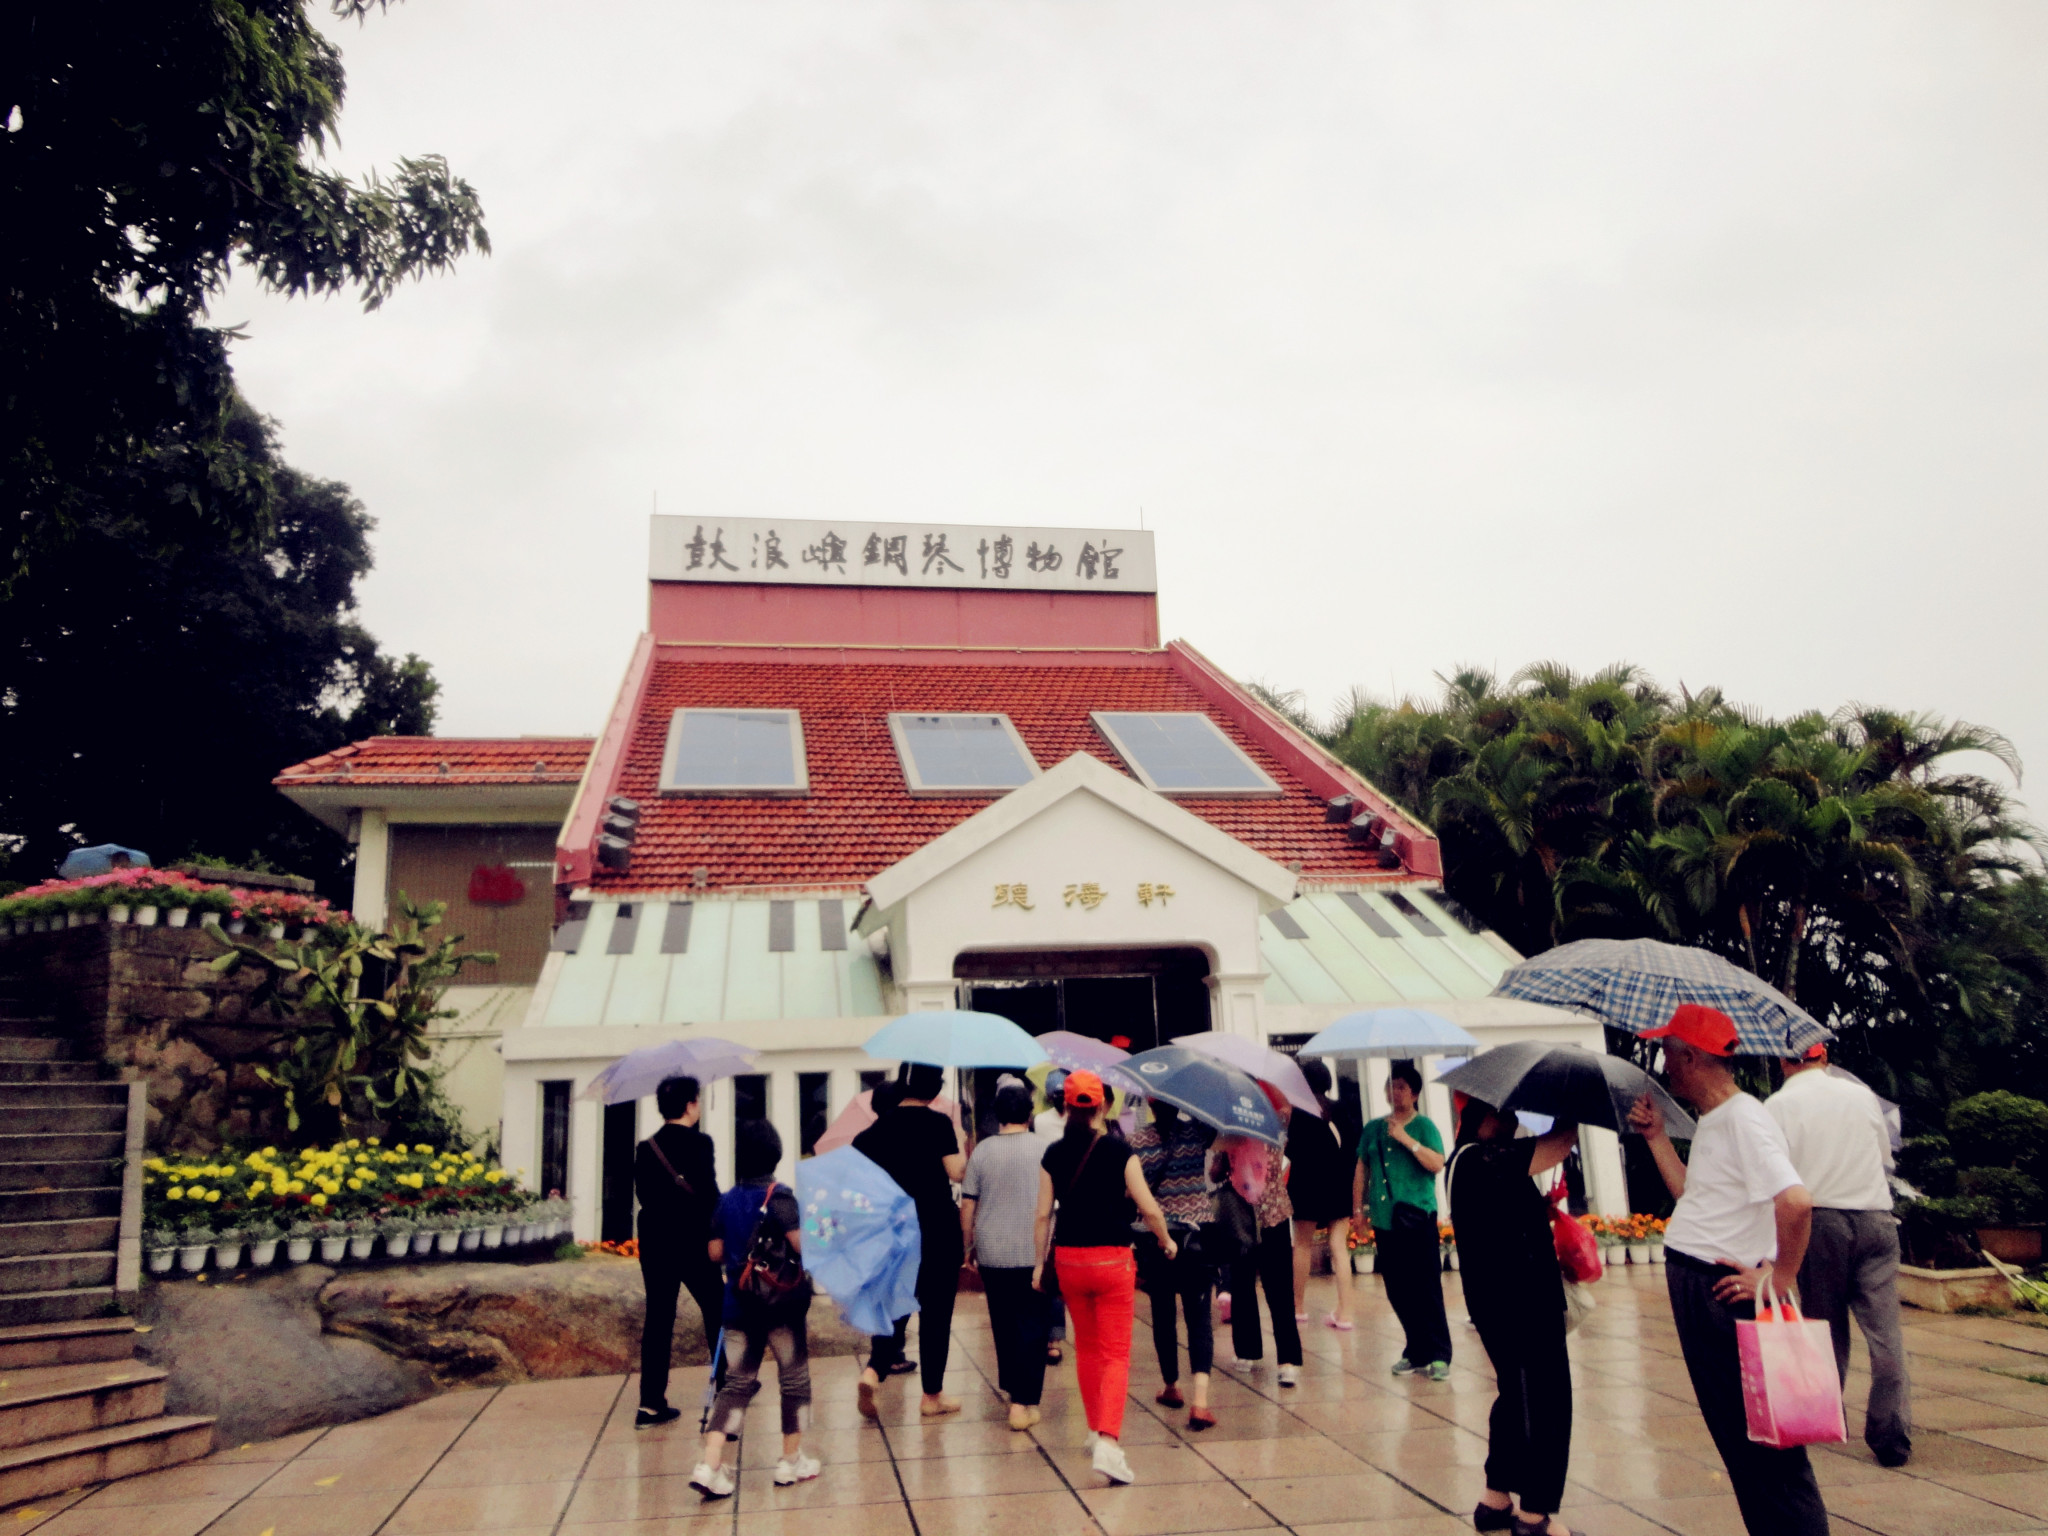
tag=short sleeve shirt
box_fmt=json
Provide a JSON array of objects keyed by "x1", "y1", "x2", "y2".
[
  {"x1": 853, "y1": 1105, "x2": 962, "y2": 1258},
  {"x1": 1042, "y1": 1133, "x2": 1138, "y2": 1248},
  {"x1": 1664, "y1": 1093, "x2": 1804, "y2": 1269},
  {"x1": 1448, "y1": 1139, "x2": 1562, "y2": 1324},
  {"x1": 1357, "y1": 1114, "x2": 1444, "y2": 1227},
  {"x1": 960, "y1": 1131, "x2": 1044, "y2": 1268}
]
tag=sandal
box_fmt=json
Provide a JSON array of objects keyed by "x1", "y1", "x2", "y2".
[
  {"x1": 1325, "y1": 1313, "x2": 1354, "y2": 1331},
  {"x1": 1155, "y1": 1383, "x2": 1184, "y2": 1408},
  {"x1": 1186, "y1": 1407, "x2": 1216, "y2": 1431},
  {"x1": 1473, "y1": 1502, "x2": 1516, "y2": 1533}
]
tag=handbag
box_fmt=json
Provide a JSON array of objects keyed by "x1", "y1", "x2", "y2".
[
  {"x1": 1203, "y1": 1180, "x2": 1257, "y2": 1266},
  {"x1": 736, "y1": 1184, "x2": 807, "y2": 1308},
  {"x1": 1737, "y1": 1275, "x2": 1847, "y2": 1448},
  {"x1": 1035, "y1": 1136, "x2": 1099, "y2": 1298}
]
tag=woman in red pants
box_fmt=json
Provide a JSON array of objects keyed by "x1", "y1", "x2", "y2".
[{"x1": 1032, "y1": 1070, "x2": 1177, "y2": 1487}]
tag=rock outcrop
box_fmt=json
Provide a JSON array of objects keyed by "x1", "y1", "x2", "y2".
[{"x1": 134, "y1": 1253, "x2": 869, "y2": 1443}]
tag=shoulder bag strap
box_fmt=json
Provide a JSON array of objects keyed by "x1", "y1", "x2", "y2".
[{"x1": 645, "y1": 1136, "x2": 695, "y2": 1197}]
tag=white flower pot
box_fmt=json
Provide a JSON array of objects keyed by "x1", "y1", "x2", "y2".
[
  {"x1": 265, "y1": 923, "x2": 286, "y2": 940},
  {"x1": 226, "y1": 918, "x2": 247, "y2": 935},
  {"x1": 435, "y1": 1229, "x2": 460, "y2": 1255},
  {"x1": 212, "y1": 1242, "x2": 244, "y2": 1269},
  {"x1": 1627, "y1": 1243, "x2": 1651, "y2": 1265},
  {"x1": 64, "y1": 911, "x2": 83, "y2": 928},
  {"x1": 1648, "y1": 1244, "x2": 1665, "y2": 1264},
  {"x1": 348, "y1": 1235, "x2": 376, "y2": 1260},
  {"x1": 459, "y1": 1228, "x2": 480, "y2": 1251},
  {"x1": 109, "y1": 905, "x2": 132, "y2": 924},
  {"x1": 168, "y1": 907, "x2": 191, "y2": 927},
  {"x1": 481, "y1": 1225, "x2": 503, "y2": 1249},
  {"x1": 1602, "y1": 1244, "x2": 1624, "y2": 1265},
  {"x1": 1351, "y1": 1251, "x2": 1374, "y2": 1274},
  {"x1": 178, "y1": 1244, "x2": 210, "y2": 1272},
  {"x1": 199, "y1": 912, "x2": 220, "y2": 929},
  {"x1": 384, "y1": 1234, "x2": 412, "y2": 1260},
  {"x1": 517, "y1": 1222, "x2": 535, "y2": 1244},
  {"x1": 148, "y1": 1249, "x2": 176, "y2": 1275},
  {"x1": 137, "y1": 906, "x2": 160, "y2": 927},
  {"x1": 319, "y1": 1237, "x2": 347, "y2": 1263},
  {"x1": 250, "y1": 1240, "x2": 278, "y2": 1266},
  {"x1": 286, "y1": 1238, "x2": 313, "y2": 1263}
]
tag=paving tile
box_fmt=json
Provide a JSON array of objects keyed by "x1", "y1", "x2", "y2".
[
  {"x1": 1963, "y1": 1425, "x2": 2048, "y2": 1461},
  {"x1": 1925, "y1": 1469, "x2": 2048, "y2": 1514},
  {"x1": 199, "y1": 1489, "x2": 409, "y2": 1536},
  {"x1": 420, "y1": 1442, "x2": 597, "y2": 1486},
  {"x1": 908, "y1": 1489, "x2": 1095, "y2": 1536},
  {"x1": 709, "y1": 1504, "x2": 911, "y2": 1536},
  {"x1": 253, "y1": 1445, "x2": 441, "y2": 1496},
  {"x1": 1078, "y1": 1476, "x2": 1279, "y2": 1533},
  {"x1": 63, "y1": 1457, "x2": 278, "y2": 1506},
  {"x1": 26, "y1": 1499, "x2": 234, "y2": 1536},
  {"x1": 892, "y1": 1448, "x2": 1064, "y2": 1498},
  {"x1": 735, "y1": 1456, "x2": 909, "y2": 1506},
  {"x1": 1824, "y1": 1476, "x2": 2048, "y2": 1535},
  {"x1": 1041, "y1": 1438, "x2": 1226, "y2": 1487},
  {"x1": 1234, "y1": 1469, "x2": 1441, "y2": 1525},
  {"x1": 563, "y1": 1473, "x2": 725, "y2": 1524},
  {"x1": 383, "y1": 1479, "x2": 576, "y2": 1531},
  {"x1": 203, "y1": 1427, "x2": 333, "y2": 1463},
  {"x1": 1192, "y1": 1434, "x2": 1367, "y2": 1479},
  {"x1": 1620, "y1": 1492, "x2": 1754, "y2": 1536}
]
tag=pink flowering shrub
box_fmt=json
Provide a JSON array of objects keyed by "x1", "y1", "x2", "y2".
[{"x1": 0, "y1": 868, "x2": 348, "y2": 931}]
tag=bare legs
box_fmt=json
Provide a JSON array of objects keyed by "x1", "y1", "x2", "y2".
[{"x1": 1292, "y1": 1219, "x2": 1356, "y2": 1326}]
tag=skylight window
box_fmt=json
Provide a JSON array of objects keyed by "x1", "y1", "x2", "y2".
[
  {"x1": 889, "y1": 713, "x2": 1039, "y2": 794},
  {"x1": 1091, "y1": 712, "x2": 1280, "y2": 795},
  {"x1": 658, "y1": 709, "x2": 808, "y2": 795}
]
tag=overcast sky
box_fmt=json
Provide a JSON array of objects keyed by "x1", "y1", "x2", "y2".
[{"x1": 221, "y1": 2, "x2": 2048, "y2": 809}]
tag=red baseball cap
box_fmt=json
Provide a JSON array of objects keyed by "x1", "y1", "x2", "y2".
[
  {"x1": 1642, "y1": 1003, "x2": 1740, "y2": 1057},
  {"x1": 1063, "y1": 1070, "x2": 1106, "y2": 1109},
  {"x1": 1795, "y1": 1041, "x2": 1828, "y2": 1063}
]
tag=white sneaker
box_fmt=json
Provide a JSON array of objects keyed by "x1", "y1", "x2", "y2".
[
  {"x1": 688, "y1": 1463, "x2": 734, "y2": 1499},
  {"x1": 1084, "y1": 1430, "x2": 1099, "y2": 1450},
  {"x1": 773, "y1": 1451, "x2": 821, "y2": 1485},
  {"x1": 1277, "y1": 1364, "x2": 1299, "y2": 1387},
  {"x1": 1091, "y1": 1435, "x2": 1136, "y2": 1485}
]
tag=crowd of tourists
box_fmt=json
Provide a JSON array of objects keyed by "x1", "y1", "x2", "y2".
[{"x1": 631, "y1": 1006, "x2": 1906, "y2": 1535}]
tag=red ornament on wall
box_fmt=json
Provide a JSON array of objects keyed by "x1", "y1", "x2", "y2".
[{"x1": 468, "y1": 864, "x2": 526, "y2": 906}]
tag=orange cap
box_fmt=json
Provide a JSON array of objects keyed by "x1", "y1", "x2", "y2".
[
  {"x1": 1642, "y1": 1003, "x2": 1740, "y2": 1057},
  {"x1": 1063, "y1": 1069, "x2": 1106, "y2": 1109}
]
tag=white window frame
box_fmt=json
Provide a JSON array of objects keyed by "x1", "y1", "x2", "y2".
[
  {"x1": 658, "y1": 708, "x2": 809, "y2": 796},
  {"x1": 1089, "y1": 711, "x2": 1282, "y2": 797},
  {"x1": 886, "y1": 712, "x2": 1041, "y2": 796}
]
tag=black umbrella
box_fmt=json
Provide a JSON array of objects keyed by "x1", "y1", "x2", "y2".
[
  {"x1": 1119, "y1": 1046, "x2": 1285, "y2": 1146},
  {"x1": 1435, "y1": 1042, "x2": 1697, "y2": 1139}
]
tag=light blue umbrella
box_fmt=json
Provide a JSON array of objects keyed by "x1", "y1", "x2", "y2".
[
  {"x1": 1299, "y1": 1008, "x2": 1479, "y2": 1060},
  {"x1": 795, "y1": 1147, "x2": 922, "y2": 1336},
  {"x1": 1493, "y1": 937, "x2": 1831, "y2": 1056},
  {"x1": 578, "y1": 1037, "x2": 761, "y2": 1104},
  {"x1": 863, "y1": 1010, "x2": 1047, "y2": 1069}
]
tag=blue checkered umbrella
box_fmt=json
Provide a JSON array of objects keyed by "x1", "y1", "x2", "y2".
[{"x1": 1492, "y1": 937, "x2": 1831, "y2": 1056}]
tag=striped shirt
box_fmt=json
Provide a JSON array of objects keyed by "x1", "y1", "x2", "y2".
[{"x1": 1130, "y1": 1118, "x2": 1217, "y2": 1224}]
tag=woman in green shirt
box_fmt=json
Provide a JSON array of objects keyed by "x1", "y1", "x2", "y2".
[{"x1": 1352, "y1": 1061, "x2": 1453, "y2": 1379}]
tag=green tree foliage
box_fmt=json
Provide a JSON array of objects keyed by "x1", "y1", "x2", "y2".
[
  {"x1": 1316, "y1": 663, "x2": 2048, "y2": 1127},
  {"x1": 0, "y1": 398, "x2": 438, "y2": 891},
  {"x1": 214, "y1": 893, "x2": 495, "y2": 1143},
  {"x1": 1, "y1": 0, "x2": 488, "y2": 575}
]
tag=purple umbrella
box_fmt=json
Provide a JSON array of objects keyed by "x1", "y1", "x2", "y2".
[
  {"x1": 1033, "y1": 1031, "x2": 1146, "y2": 1097},
  {"x1": 1172, "y1": 1031, "x2": 1323, "y2": 1116}
]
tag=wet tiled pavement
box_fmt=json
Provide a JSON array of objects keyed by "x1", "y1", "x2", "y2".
[{"x1": 14, "y1": 1265, "x2": 2048, "y2": 1534}]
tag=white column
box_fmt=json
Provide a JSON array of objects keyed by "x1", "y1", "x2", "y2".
[
  {"x1": 501, "y1": 1066, "x2": 538, "y2": 1189},
  {"x1": 568, "y1": 1081, "x2": 601, "y2": 1241},
  {"x1": 352, "y1": 809, "x2": 390, "y2": 929},
  {"x1": 901, "y1": 981, "x2": 957, "y2": 1012},
  {"x1": 769, "y1": 1069, "x2": 800, "y2": 1184},
  {"x1": 1582, "y1": 1126, "x2": 1630, "y2": 1216},
  {"x1": 1206, "y1": 973, "x2": 1266, "y2": 1039}
]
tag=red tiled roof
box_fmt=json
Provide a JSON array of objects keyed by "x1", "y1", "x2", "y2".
[
  {"x1": 590, "y1": 656, "x2": 1401, "y2": 891},
  {"x1": 275, "y1": 737, "x2": 593, "y2": 787}
]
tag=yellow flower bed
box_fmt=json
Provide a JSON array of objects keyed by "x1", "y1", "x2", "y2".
[{"x1": 144, "y1": 1137, "x2": 529, "y2": 1234}]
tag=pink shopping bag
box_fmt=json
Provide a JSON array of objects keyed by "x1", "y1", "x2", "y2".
[{"x1": 1736, "y1": 1277, "x2": 1846, "y2": 1448}]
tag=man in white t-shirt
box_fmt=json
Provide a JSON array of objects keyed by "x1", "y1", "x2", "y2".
[
  {"x1": 1769, "y1": 1043, "x2": 1910, "y2": 1466},
  {"x1": 1629, "y1": 1004, "x2": 1828, "y2": 1536}
]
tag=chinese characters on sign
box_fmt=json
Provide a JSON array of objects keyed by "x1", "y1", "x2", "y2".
[
  {"x1": 1063, "y1": 882, "x2": 1106, "y2": 910},
  {"x1": 651, "y1": 517, "x2": 1157, "y2": 594},
  {"x1": 992, "y1": 884, "x2": 1035, "y2": 911},
  {"x1": 1136, "y1": 883, "x2": 1175, "y2": 907},
  {"x1": 996, "y1": 882, "x2": 1177, "y2": 912}
]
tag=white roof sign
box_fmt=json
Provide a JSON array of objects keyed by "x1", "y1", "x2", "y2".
[{"x1": 649, "y1": 515, "x2": 1156, "y2": 593}]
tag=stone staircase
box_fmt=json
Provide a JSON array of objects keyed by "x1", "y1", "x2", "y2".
[{"x1": 0, "y1": 971, "x2": 213, "y2": 1507}]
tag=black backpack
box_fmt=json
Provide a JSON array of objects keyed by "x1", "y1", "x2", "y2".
[{"x1": 736, "y1": 1184, "x2": 806, "y2": 1308}]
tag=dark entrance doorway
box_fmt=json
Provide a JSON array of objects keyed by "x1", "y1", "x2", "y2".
[{"x1": 955, "y1": 947, "x2": 1211, "y2": 1140}]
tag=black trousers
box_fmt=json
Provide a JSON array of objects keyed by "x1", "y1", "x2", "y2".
[
  {"x1": 1376, "y1": 1224, "x2": 1453, "y2": 1367},
  {"x1": 869, "y1": 1244, "x2": 959, "y2": 1396},
  {"x1": 638, "y1": 1253, "x2": 724, "y2": 1409},
  {"x1": 1229, "y1": 1221, "x2": 1303, "y2": 1367},
  {"x1": 1145, "y1": 1249, "x2": 1215, "y2": 1382},
  {"x1": 981, "y1": 1266, "x2": 1050, "y2": 1407},
  {"x1": 1666, "y1": 1254, "x2": 1830, "y2": 1536},
  {"x1": 1472, "y1": 1305, "x2": 1572, "y2": 1515}
]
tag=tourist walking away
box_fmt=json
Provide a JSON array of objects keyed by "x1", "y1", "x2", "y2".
[
  {"x1": 1769, "y1": 1042, "x2": 1912, "y2": 1466},
  {"x1": 1035, "y1": 1070, "x2": 1178, "y2": 1485},
  {"x1": 634, "y1": 1075, "x2": 723, "y2": 1428},
  {"x1": 1223, "y1": 1129, "x2": 1304, "y2": 1385},
  {"x1": 1449, "y1": 1095, "x2": 1584, "y2": 1536},
  {"x1": 1353, "y1": 1061, "x2": 1452, "y2": 1379},
  {"x1": 1130, "y1": 1099, "x2": 1219, "y2": 1429},
  {"x1": 1288, "y1": 1059, "x2": 1357, "y2": 1332},
  {"x1": 1630, "y1": 1004, "x2": 1828, "y2": 1536},
  {"x1": 854, "y1": 1062, "x2": 967, "y2": 1420},
  {"x1": 690, "y1": 1120, "x2": 817, "y2": 1498},
  {"x1": 961, "y1": 1077, "x2": 1053, "y2": 1431}
]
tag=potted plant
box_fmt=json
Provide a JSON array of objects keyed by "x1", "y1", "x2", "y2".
[
  {"x1": 458, "y1": 1214, "x2": 482, "y2": 1253},
  {"x1": 246, "y1": 1217, "x2": 282, "y2": 1267},
  {"x1": 429, "y1": 1215, "x2": 460, "y2": 1256},
  {"x1": 285, "y1": 1218, "x2": 318, "y2": 1263},
  {"x1": 1646, "y1": 1217, "x2": 1666, "y2": 1263},
  {"x1": 1945, "y1": 1092, "x2": 2048, "y2": 1264},
  {"x1": 316, "y1": 1220, "x2": 348, "y2": 1264},
  {"x1": 479, "y1": 1214, "x2": 505, "y2": 1250},
  {"x1": 177, "y1": 1221, "x2": 215, "y2": 1273},
  {"x1": 211, "y1": 1225, "x2": 247, "y2": 1270},
  {"x1": 346, "y1": 1218, "x2": 378, "y2": 1261},
  {"x1": 145, "y1": 1224, "x2": 178, "y2": 1275},
  {"x1": 381, "y1": 1215, "x2": 417, "y2": 1260}
]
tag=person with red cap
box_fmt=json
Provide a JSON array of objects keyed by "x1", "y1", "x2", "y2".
[
  {"x1": 1033, "y1": 1068, "x2": 1178, "y2": 1486},
  {"x1": 1628, "y1": 1003, "x2": 1828, "y2": 1536},
  {"x1": 1768, "y1": 1041, "x2": 1911, "y2": 1466}
]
